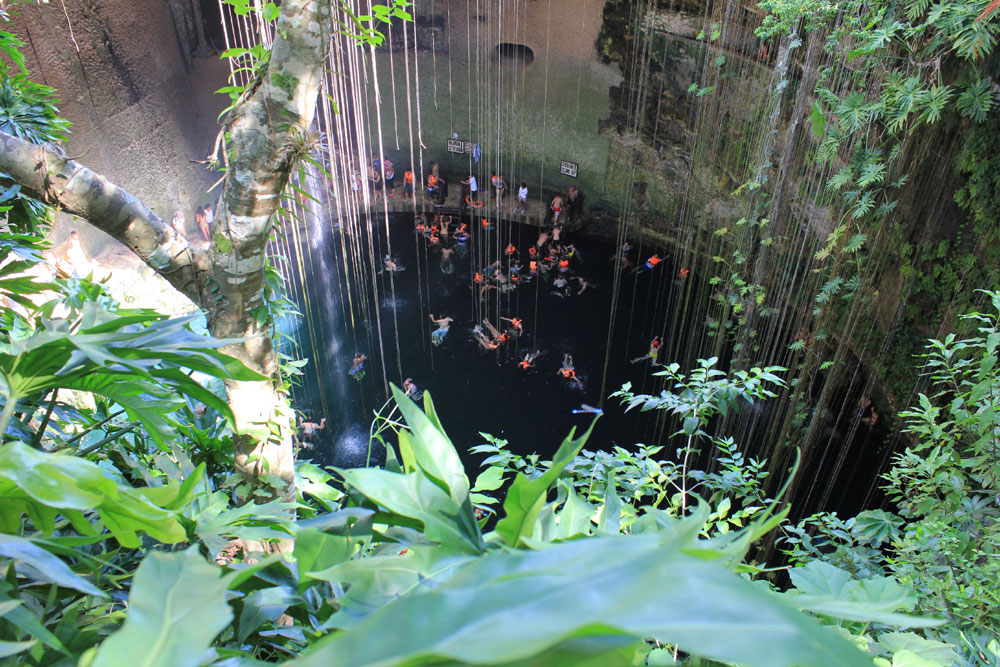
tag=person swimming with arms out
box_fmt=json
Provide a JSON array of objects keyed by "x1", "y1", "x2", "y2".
[
  {"x1": 383, "y1": 255, "x2": 405, "y2": 272},
  {"x1": 500, "y1": 316, "x2": 523, "y2": 334},
  {"x1": 429, "y1": 313, "x2": 454, "y2": 346},
  {"x1": 630, "y1": 336, "x2": 663, "y2": 366}
]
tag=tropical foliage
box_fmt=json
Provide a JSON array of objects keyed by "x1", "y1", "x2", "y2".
[{"x1": 0, "y1": 1, "x2": 997, "y2": 665}]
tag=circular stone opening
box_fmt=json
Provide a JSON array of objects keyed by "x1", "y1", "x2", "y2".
[{"x1": 495, "y1": 42, "x2": 535, "y2": 67}]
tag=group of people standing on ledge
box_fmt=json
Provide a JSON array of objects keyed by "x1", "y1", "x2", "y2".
[{"x1": 354, "y1": 154, "x2": 589, "y2": 227}]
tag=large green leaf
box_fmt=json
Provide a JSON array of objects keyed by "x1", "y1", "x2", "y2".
[
  {"x1": 0, "y1": 305, "x2": 263, "y2": 448},
  {"x1": 0, "y1": 534, "x2": 105, "y2": 597},
  {"x1": 0, "y1": 441, "x2": 186, "y2": 547},
  {"x1": 878, "y1": 632, "x2": 959, "y2": 666},
  {"x1": 551, "y1": 481, "x2": 595, "y2": 540},
  {"x1": 337, "y1": 466, "x2": 483, "y2": 554},
  {"x1": 495, "y1": 419, "x2": 597, "y2": 547},
  {"x1": 92, "y1": 547, "x2": 233, "y2": 667},
  {"x1": 787, "y1": 561, "x2": 941, "y2": 628},
  {"x1": 0, "y1": 639, "x2": 36, "y2": 659},
  {"x1": 390, "y1": 386, "x2": 469, "y2": 505},
  {"x1": 294, "y1": 534, "x2": 870, "y2": 667},
  {"x1": 309, "y1": 546, "x2": 468, "y2": 628},
  {"x1": 237, "y1": 586, "x2": 297, "y2": 642},
  {"x1": 293, "y1": 509, "x2": 373, "y2": 589}
]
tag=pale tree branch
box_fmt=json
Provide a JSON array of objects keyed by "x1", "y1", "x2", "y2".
[{"x1": 0, "y1": 130, "x2": 210, "y2": 305}]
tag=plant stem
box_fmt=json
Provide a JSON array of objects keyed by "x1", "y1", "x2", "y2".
[
  {"x1": 77, "y1": 423, "x2": 138, "y2": 456},
  {"x1": 0, "y1": 395, "x2": 19, "y2": 444},
  {"x1": 31, "y1": 389, "x2": 59, "y2": 448},
  {"x1": 61, "y1": 409, "x2": 126, "y2": 448}
]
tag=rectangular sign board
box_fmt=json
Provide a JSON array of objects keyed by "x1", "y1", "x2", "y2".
[
  {"x1": 560, "y1": 160, "x2": 578, "y2": 178},
  {"x1": 447, "y1": 139, "x2": 465, "y2": 154}
]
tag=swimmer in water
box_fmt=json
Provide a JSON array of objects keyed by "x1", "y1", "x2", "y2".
[
  {"x1": 429, "y1": 314, "x2": 454, "y2": 346},
  {"x1": 473, "y1": 326, "x2": 499, "y2": 351},
  {"x1": 404, "y1": 377, "x2": 419, "y2": 398},
  {"x1": 501, "y1": 316, "x2": 523, "y2": 334},
  {"x1": 575, "y1": 276, "x2": 589, "y2": 295},
  {"x1": 384, "y1": 255, "x2": 405, "y2": 272},
  {"x1": 634, "y1": 253, "x2": 662, "y2": 274},
  {"x1": 518, "y1": 350, "x2": 540, "y2": 370},
  {"x1": 631, "y1": 336, "x2": 663, "y2": 366},
  {"x1": 439, "y1": 245, "x2": 455, "y2": 274},
  {"x1": 298, "y1": 416, "x2": 327, "y2": 438},
  {"x1": 557, "y1": 354, "x2": 583, "y2": 388},
  {"x1": 349, "y1": 353, "x2": 366, "y2": 380},
  {"x1": 482, "y1": 318, "x2": 509, "y2": 345}
]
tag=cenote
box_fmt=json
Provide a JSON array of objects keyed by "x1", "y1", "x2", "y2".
[{"x1": 6, "y1": 0, "x2": 999, "y2": 660}]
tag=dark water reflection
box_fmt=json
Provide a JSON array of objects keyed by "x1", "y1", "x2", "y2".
[{"x1": 286, "y1": 212, "x2": 679, "y2": 474}]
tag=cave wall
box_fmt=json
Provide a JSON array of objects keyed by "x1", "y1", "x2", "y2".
[
  {"x1": 10, "y1": 0, "x2": 229, "y2": 252},
  {"x1": 368, "y1": 0, "x2": 622, "y2": 208}
]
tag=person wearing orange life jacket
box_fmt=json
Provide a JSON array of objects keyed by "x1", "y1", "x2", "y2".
[
  {"x1": 678, "y1": 267, "x2": 690, "y2": 278},
  {"x1": 403, "y1": 168, "x2": 415, "y2": 201},
  {"x1": 473, "y1": 325, "x2": 499, "y2": 351},
  {"x1": 505, "y1": 243, "x2": 516, "y2": 256},
  {"x1": 474, "y1": 272, "x2": 484, "y2": 284},
  {"x1": 529, "y1": 260, "x2": 538, "y2": 273},
  {"x1": 501, "y1": 316, "x2": 523, "y2": 333},
  {"x1": 557, "y1": 354, "x2": 583, "y2": 388},
  {"x1": 558, "y1": 258, "x2": 570, "y2": 273},
  {"x1": 427, "y1": 172, "x2": 439, "y2": 203},
  {"x1": 635, "y1": 253, "x2": 662, "y2": 274},
  {"x1": 528, "y1": 246, "x2": 538, "y2": 259},
  {"x1": 518, "y1": 350, "x2": 539, "y2": 370},
  {"x1": 481, "y1": 318, "x2": 505, "y2": 343}
]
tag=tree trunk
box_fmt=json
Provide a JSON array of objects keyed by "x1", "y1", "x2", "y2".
[{"x1": 0, "y1": 0, "x2": 336, "y2": 503}]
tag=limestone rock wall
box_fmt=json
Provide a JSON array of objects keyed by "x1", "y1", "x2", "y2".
[{"x1": 11, "y1": 0, "x2": 229, "y2": 251}]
